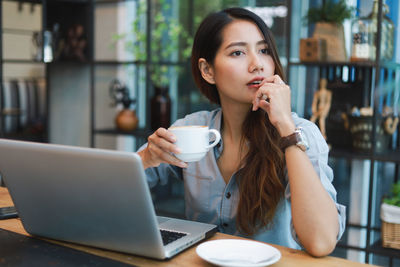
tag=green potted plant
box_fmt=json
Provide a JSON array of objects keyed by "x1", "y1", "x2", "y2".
[
  {"x1": 304, "y1": 0, "x2": 355, "y2": 61},
  {"x1": 305, "y1": 0, "x2": 354, "y2": 25},
  {"x1": 381, "y1": 181, "x2": 400, "y2": 249},
  {"x1": 113, "y1": 0, "x2": 193, "y2": 129},
  {"x1": 114, "y1": 0, "x2": 192, "y2": 88}
]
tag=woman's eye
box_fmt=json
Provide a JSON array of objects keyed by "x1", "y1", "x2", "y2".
[
  {"x1": 231, "y1": 51, "x2": 244, "y2": 56},
  {"x1": 261, "y1": 48, "x2": 271, "y2": 54}
]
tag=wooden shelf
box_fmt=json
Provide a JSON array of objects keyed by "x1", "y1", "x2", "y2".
[
  {"x1": 289, "y1": 60, "x2": 376, "y2": 67},
  {"x1": 4, "y1": 0, "x2": 42, "y2": 4},
  {"x1": 93, "y1": 128, "x2": 151, "y2": 138},
  {"x1": 1, "y1": 132, "x2": 47, "y2": 143},
  {"x1": 93, "y1": 60, "x2": 189, "y2": 66},
  {"x1": 329, "y1": 148, "x2": 400, "y2": 163},
  {"x1": 48, "y1": 0, "x2": 89, "y2": 3},
  {"x1": 374, "y1": 150, "x2": 400, "y2": 163},
  {"x1": 93, "y1": 60, "x2": 145, "y2": 65},
  {"x1": 48, "y1": 60, "x2": 90, "y2": 66},
  {"x1": 2, "y1": 59, "x2": 45, "y2": 64},
  {"x1": 95, "y1": 0, "x2": 137, "y2": 4},
  {"x1": 329, "y1": 148, "x2": 373, "y2": 161},
  {"x1": 289, "y1": 60, "x2": 400, "y2": 69},
  {"x1": 367, "y1": 240, "x2": 400, "y2": 259}
]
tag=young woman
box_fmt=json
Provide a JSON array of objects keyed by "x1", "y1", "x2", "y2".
[{"x1": 138, "y1": 7, "x2": 345, "y2": 257}]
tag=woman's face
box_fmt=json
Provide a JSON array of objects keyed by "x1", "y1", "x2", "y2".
[{"x1": 210, "y1": 19, "x2": 275, "y2": 106}]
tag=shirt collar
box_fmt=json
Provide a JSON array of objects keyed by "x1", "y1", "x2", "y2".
[{"x1": 211, "y1": 109, "x2": 223, "y2": 159}]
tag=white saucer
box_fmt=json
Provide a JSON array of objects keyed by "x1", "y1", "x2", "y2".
[{"x1": 196, "y1": 239, "x2": 281, "y2": 267}]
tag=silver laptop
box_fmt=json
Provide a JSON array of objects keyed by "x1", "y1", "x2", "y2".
[{"x1": 0, "y1": 139, "x2": 217, "y2": 259}]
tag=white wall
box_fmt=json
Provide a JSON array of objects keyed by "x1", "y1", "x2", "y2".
[
  {"x1": 2, "y1": 2, "x2": 44, "y2": 79},
  {"x1": 49, "y1": 2, "x2": 137, "y2": 148},
  {"x1": 48, "y1": 65, "x2": 90, "y2": 146}
]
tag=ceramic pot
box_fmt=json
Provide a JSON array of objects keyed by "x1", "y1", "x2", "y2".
[
  {"x1": 115, "y1": 109, "x2": 139, "y2": 132},
  {"x1": 313, "y1": 22, "x2": 347, "y2": 61},
  {"x1": 150, "y1": 86, "x2": 171, "y2": 131}
]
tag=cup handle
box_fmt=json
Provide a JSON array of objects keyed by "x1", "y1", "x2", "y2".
[{"x1": 206, "y1": 129, "x2": 221, "y2": 150}]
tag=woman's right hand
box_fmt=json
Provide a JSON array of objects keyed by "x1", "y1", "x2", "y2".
[{"x1": 137, "y1": 127, "x2": 188, "y2": 170}]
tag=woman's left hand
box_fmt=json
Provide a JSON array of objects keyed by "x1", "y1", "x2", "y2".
[{"x1": 252, "y1": 74, "x2": 295, "y2": 137}]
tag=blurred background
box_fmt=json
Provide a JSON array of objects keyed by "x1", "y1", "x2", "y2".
[{"x1": 1, "y1": 0, "x2": 399, "y2": 265}]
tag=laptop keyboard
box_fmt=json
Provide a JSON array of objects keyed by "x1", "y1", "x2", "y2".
[{"x1": 160, "y1": 229, "x2": 187, "y2": 246}]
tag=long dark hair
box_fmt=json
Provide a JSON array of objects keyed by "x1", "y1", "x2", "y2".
[{"x1": 191, "y1": 7, "x2": 286, "y2": 235}]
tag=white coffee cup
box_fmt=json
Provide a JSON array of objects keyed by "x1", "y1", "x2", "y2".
[{"x1": 169, "y1": 126, "x2": 221, "y2": 162}]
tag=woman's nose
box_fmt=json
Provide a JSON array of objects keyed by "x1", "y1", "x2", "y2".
[{"x1": 248, "y1": 54, "x2": 264, "y2": 73}]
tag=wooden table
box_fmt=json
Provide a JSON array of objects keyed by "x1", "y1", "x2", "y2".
[{"x1": 0, "y1": 187, "x2": 373, "y2": 267}]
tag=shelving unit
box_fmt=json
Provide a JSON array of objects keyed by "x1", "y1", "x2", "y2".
[
  {"x1": 94, "y1": 128, "x2": 151, "y2": 137},
  {"x1": 89, "y1": 0, "x2": 197, "y2": 151},
  {"x1": 287, "y1": 0, "x2": 399, "y2": 265},
  {"x1": 91, "y1": 0, "x2": 165, "y2": 150},
  {"x1": 1, "y1": 0, "x2": 191, "y2": 217},
  {"x1": 2, "y1": 0, "x2": 399, "y2": 264},
  {"x1": 0, "y1": 0, "x2": 48, "y2": 142}
]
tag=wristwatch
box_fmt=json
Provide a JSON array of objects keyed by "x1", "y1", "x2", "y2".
[{"x1": 279, "y1": 127, "x2": 309, "y2": 152}]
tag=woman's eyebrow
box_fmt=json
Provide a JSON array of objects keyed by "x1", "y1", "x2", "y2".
[
  {"x1": 224, "y1": 40, "x2": 268, "y2": 50},
  {"x1": 224, "y1": 41, "x2": 246, "y2": 49},
  {"x1": 257, "y1": 40, "x2": 268, "y2": 46}
]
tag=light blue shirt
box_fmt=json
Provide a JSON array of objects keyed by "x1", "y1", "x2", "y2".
[{"x1": 139, "y1": 108, "x2": 346, "y2": 250}]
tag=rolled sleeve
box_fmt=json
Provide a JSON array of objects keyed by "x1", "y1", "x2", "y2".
[
  {"x1": 286, "y1": 114, "x2": 346, "y2": 246},
  {"x1": 136, "y1": 111, "x2": 213, "y2": 188}
]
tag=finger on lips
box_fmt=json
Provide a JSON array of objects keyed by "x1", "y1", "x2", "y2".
[{"x1": 263, "y1": 74, "x2": 285, "y2": 85}]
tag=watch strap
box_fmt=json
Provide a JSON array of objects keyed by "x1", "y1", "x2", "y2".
[{"x1": 279, "y1": 131, "x2": 301, "y2": 152}]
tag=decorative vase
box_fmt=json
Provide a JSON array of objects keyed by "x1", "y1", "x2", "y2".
[
  {"x1": 367, "y1": 0, "x2": 395, "y2": 61},
  {"x1": 312, "y1": 22, "x2": 347, "y2": 61},
  {"x1": 350, "y1": 17, "x2": 374, "y2": 61},
  {"x1": 150, "y1": 86, "x2": 171, "y2": 131},
  {"x1": 115, "y1": 109, "x2": 138, "y2": 132},
  {"x1": 109, "y1": 79, "x2": 138, "y2": 132}
]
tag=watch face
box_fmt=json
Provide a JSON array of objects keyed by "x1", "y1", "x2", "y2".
[{"x1": 296, "y1": 127, "x2": 309, "y2": 151}]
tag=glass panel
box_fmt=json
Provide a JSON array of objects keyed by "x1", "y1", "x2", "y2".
[
  {"x1": 94, "y1": 65, "x2": 128, "y2": 130},
  {"x1": 2, "y1": 1, "x2": 42, "y2": 61},
  {"x1": 330, "y1": 157, "x2": 352, "y2": 212},
  {"x1": 369, "y1": 253, "x2": 391, "y2": 266},
  {"x1": 94, "y1": 1, "x2": 137, "y2": 61},
  {"x1": 339, "y1": 246, "x2": 366, "y2": 263},
  {"x1": 93, "y1": 0, "x2": 291, "y2": 141},
  {"x1": 178, "y1": 0, "x2": 289, "y2": 116},
  {"x1": 1, "y1": 2, "x2": 47, "y2": 142},
  {"x1": 372, "y1": 161, "x2": 397, "y2": 228},
  {"x1": 331, "y1": 246, "x2": 348, "y2": 260},
  {"x1": 46, "y1": 1, "x2": 91, "y2": 62},
  {"x1": 94, "y1": 64, "x2": 145, "y2": 150}
]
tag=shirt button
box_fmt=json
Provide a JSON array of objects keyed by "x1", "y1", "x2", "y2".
[
  {"x1": 225, "y1": 192, "x2": 231, "y2": 199},
  {"x1": 223, "y1": 223, "x2": 228, "y2": 227}
]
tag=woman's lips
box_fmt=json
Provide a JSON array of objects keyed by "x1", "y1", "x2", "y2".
[
  {"x1": 247, "y1": 77, "x2": 264, "y2": 87},
  {"x1": 247, "y1": 83, "x2": 263, "y2": 89}
]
